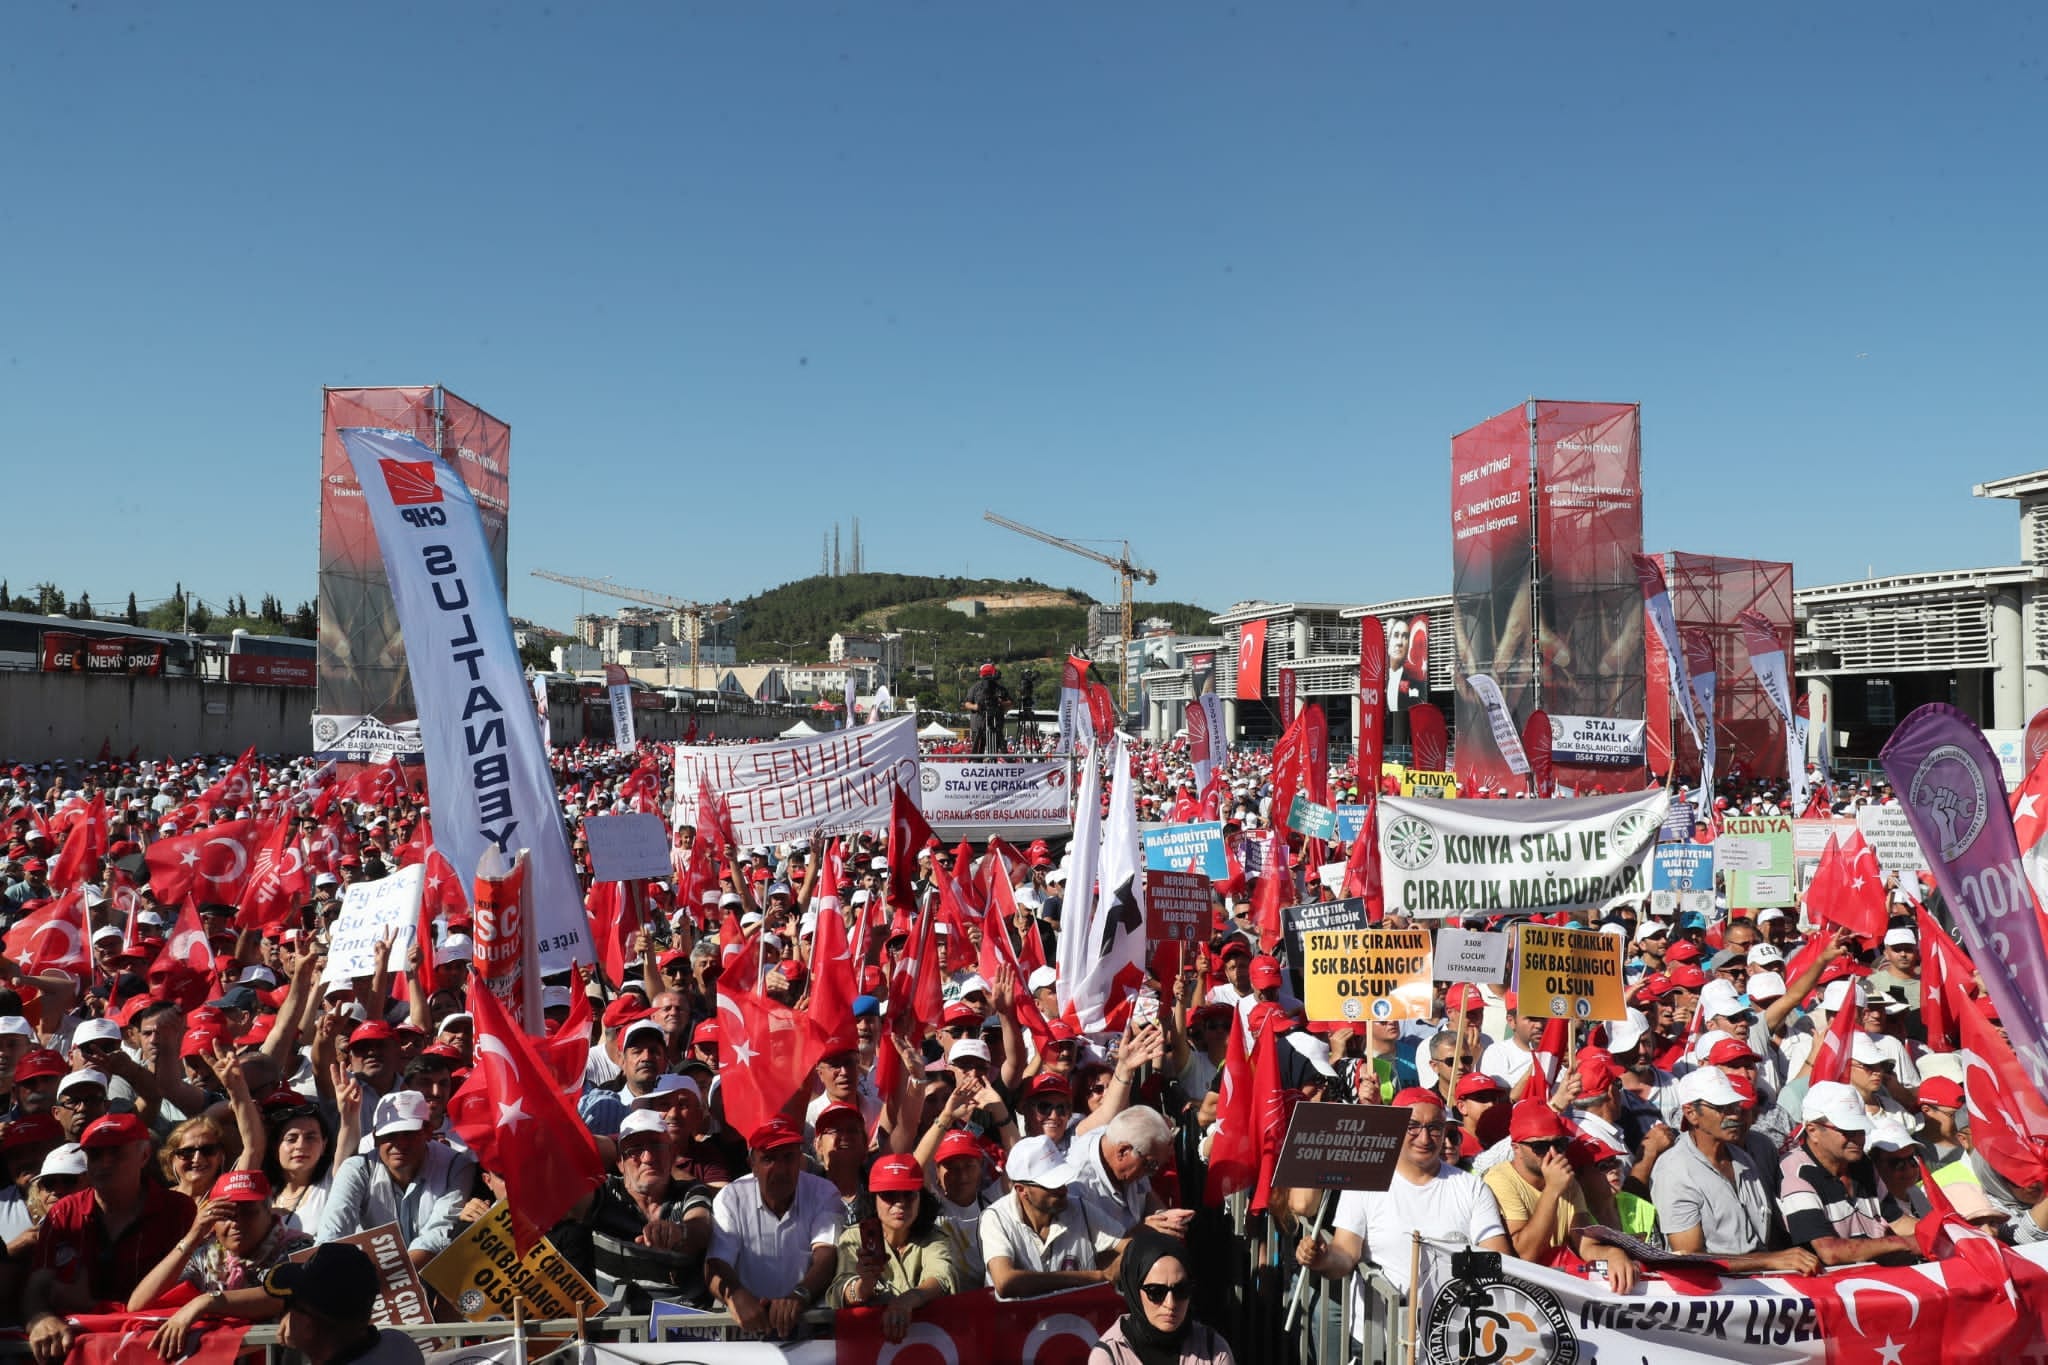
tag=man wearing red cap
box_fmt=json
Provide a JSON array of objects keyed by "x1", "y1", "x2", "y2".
[
  {"x1": 23, "y1": 1113, "x2": 195, "y2": 1360},
  {"x1": 1296, "y1": 1088, "x2": 1511, "y2": 1316},
  {"x1": 705, "y1": 1117, "x2": 841, "y2": 1337},
  {"x1": 1482, "y1": 1101, "x2": 1637, "y2": 1287}
]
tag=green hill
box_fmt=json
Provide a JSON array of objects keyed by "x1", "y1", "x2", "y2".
[{"x1": 729, "y1": 572, "x2": 1212, "y2": 707}]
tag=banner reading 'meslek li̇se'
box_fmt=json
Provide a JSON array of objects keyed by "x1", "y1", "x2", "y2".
[{"x1": 1376, "y1": 788, "x2": 1666, "y2": 917}]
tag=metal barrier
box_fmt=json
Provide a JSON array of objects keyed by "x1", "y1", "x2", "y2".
[{"x1": 1207, "y1": 1192, "x2": 1409, "y2": 1365}]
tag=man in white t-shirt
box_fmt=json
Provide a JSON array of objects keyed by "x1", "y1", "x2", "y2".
[
  {"x1": 1477, "y1": 993, "x2": 1551, "y2": 1100},
  {"x1": 1296, "y1": 1088, "x2": 1548, "y2": 1325}
]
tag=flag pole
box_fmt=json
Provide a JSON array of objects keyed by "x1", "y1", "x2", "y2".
[
  {"x1": 1283, "y1": 1191, "x2": 1332, "y2": 1331},
  {"x1": 1406, "y1": 1230, "x2": 1424, "y2": 1361}
]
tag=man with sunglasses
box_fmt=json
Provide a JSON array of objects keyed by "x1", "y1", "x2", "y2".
[
  {"x1": 23, "y1": 1113, "x2": 195, "y2": 1363},
  {"x1": 1482, "y1": 1101, "x2": 1638, "y2": 1285},
  {"x1": 1778, "y1": 1081, "x2": 1917, "y2": 1265},
  {"x1": 1295, "y1": 1088, "x2": 1512, "y2": 1319}
]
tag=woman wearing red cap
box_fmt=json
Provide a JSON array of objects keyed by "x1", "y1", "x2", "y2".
[
  {"x1": 829, "y1": 1154, "x2": 958, "y2": 1341},
  {"x1": 124, "y1": 1170, "x2": 314, "y2": 1357}
]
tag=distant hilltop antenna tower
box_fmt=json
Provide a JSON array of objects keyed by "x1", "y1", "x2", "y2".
[
  {"x1": 852, "y1": 517, "x2": 863, "y2": 574},
  {"x1": 833, "y1": 524, "x2": 842, "y2": 577},
  {"x1": 821, "y1": 532, "x2": 830, "y2": 576}
]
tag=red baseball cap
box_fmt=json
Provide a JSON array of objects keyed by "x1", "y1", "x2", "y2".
[
  {"x1": 814, "y1": 1101, "x2": 864, "y2": 1133},
  {"x1": 1249, "y1": 956, "x2": 1283, "y2": 989},
  {"x1": 935, "y1": 1130, "x2": 987, "y2": 1164},
  {"x1": 1575, "y1": 1048, "x2": 1627, "y2": 1095},
  {"x1": 869, "y1": 1154, "x2": 926, "y2": 1194},
  {"x1": 748, "y1": 1117, "x2": 804, "y2": 1152},
  {"x1": 1391, "y1": 1086, "x2": 1442, "y2": 1110},
  {"x1": 1454, "y1": 1073, "x2": 1507, "y2": 1100},
  {"x1": 1500, "y1": 991, "x2": 1519, "y2": 1015},
  {"x1": 1705, "y1": 1037, "x2": 1759, "y2": 1068},
  {"x1": 1218, "y1": 939, "x2": 1253, "y2": 962},
  {"x1": 80, "y1": 1113, "x2": 151, "y2": 1150},
  {"x1": 1443, "y1": 984, "x2": 1487, "y2": 1016},
  {"x1": 1918, "y1": 1077, "x2": 1965, "y2": 1109},
  {"x1": 209, "y1": 1170, "x2": 273, "y2": 1203},
  {"x1": 348, "y1": 1020, "x2": 399, "y2": 1046},
  {"x1": 1025, "y1": 1073, "x2": 1073, "y2": 1102},
  {"x1": 1664, "y1": 941, "x2": 1703, "y2": 965},
  {"x1": 1043, "y1": 1021, "x2": 1080, "y2": 1046},
  {"x1": 603, "y1": 996, "x2": 652, "y2": 1030},
  {"x1": 1667, "y1": 965, "x2": 1708, "y2": 991},
  {"x1": 691, "y1": 1020, "x2": 720, "y2": 1046},
  {"x1": 1633, "y1": 972, "x2": 1676, "y2": 1000},
  {"x1": 0, "y1": 1113, "x2": 63, "y2": 1151},
  {"x1": 179, "y1": 1028, "x2": 226, "y2": 1060},
  {"x1": 14, "y1": 1049, "x2": 66, "y2": 1083},
  {"x1": 942, "y1": 1002, "x2": 982, "y2": 1027},
  {"x1": 1508, "y1": 1100, "x2": 1568, "y2": 1143}
]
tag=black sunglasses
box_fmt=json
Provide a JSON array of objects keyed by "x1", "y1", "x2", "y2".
[
  {"x1": 1519, "y1": 1138, "x2": 1567, "y2": 1155},
  {"x1": 1140, "y1": 1280, "x2": 1195, "y2": 1304}
]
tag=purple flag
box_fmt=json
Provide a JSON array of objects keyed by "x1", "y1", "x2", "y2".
[{"x1": 1881, "y1": 704, "x2": 2048, "y2": 1102}]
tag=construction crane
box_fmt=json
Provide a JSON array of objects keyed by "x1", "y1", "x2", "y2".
[
  {"x1": 531, "y1": 569, "x2": 732, "y2": 688},
  {"x1": 982, "y1": 511, "x2": 1157, "y2": 719}
]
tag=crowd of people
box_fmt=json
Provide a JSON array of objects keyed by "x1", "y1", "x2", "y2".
[{"x1": 0, "y1": 737, "x2": 2013, "y2": 1365}]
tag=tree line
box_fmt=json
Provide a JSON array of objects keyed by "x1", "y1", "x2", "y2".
[{"x1": 0, "y1": 579, "x2": 317, "y2": 639}]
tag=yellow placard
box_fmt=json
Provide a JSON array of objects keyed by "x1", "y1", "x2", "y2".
[
  {"x1": 1514, "y1": 924, "x2": 1625, "y2": 1022},
  {"x1": 1302, "y1": 928, "x2": 1434, "y2": 1025},
  {"x1": 1403, "y1": 770, "x2": 1458, "y2": 799},
  {"x1": 420, "y1": 1200, "x2": 608, "y2": 1323}
]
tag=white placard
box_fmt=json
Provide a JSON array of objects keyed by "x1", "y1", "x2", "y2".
[
  {"x1": 1748, "y1": 873, "x2": 1793, "y2": 903},
  {"x1": 1317, "y1": 861, "x2": 1348, "y2": 893},
  {"x1": 1855, "y1": 806, "x2": 1929, "y2": 877},
  {"x1": 582, "y1": 813, "x2": 674, "y2": 883},
  {"x1": 1714, "y1": 838, "x2": 1772, "y2": 871},
  {"x1": 323, "y1": 864, "x2": 425, "y2": 985},
  {"x1": 1434, "y1": 928, "x2": 1510, "y2": 984},
  {"x1": 672, "y1": 716, "x2": 920, "y2": 845}
]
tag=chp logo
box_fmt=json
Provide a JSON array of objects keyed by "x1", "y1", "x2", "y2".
[
  {"x1": 1425, "y1": 1265, "x2": 1578, "y2": 1365},
  {"x1": 378, "y1": 458, "x2": 448, "y2": 526}
]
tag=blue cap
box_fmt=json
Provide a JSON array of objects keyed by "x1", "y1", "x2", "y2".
[
  {"x1": 1677, "y1": 911, "x2": 1707, "y2": 930},
  {"x1": 852, "y1": 995, "x2": 882, "y2": 1018}
]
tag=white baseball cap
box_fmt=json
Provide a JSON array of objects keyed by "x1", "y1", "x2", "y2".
[
  {"x1": 91, "y1": 925, "x2": 123, "y2": 944},
  {"x1": 73, "y1": 1020, "x2": 122, "y2": 1048},
  {"x1": 1802, "y1": 1080, "x2": 1871, "y2": 1133},
  {"x1": 0, "y1": 1017, "x2": 35, "y2": 1041},
  {"x1": 946, "y1": 1038, "x2": 992, "y2": 1066},
  {"x1": 1746, "y1": 943, "x2": 1783, "y2": 967},
  {"x1": 1883, "y1": 927, "x2": 1917, "y2": 949},
  {"x1": 57, "y1": 1069, "x2": 108, "y2": 1096},
  {"x1": 1632, "y1": 921, "x2": 1667, "y2": 943},
  {"x1": 621, "y1": 1019, "x2": 667, "y2": 1048},
  {"x1": 38, "y1": 1144, "x2": 88, "y2": 1180},
  {"x1": 1866, "y1": 1118, "x2": 1916, "y2": 1153},
  {"x1": 1603, "y1": 1014, "x2": 1648, "y2": 1056},
  {"x1": 1756, "y1": 907, "x2": 1785, "y2": 924},
  {"x1": 1850, "y1": 1033, "x2": 1891, "y2": 1067},
  {"x1": 1675, "y1": 1066, "x2": 1741, "y2": 1110},
  {"x1": 1286, "y1": 1032, "x2": 1338, "y2": 1079},
  {"x1": 372, "y1": 1090, "x2": 432, "y2": 1137},
  {"x1": 1745, "y1": 970, "x2": 1787, "y2": 1001},
  {"x1": 1006, "y1": 1134, "x2": 1079, "y2": 1188},
  {"x1": 631, "y1": 1074, "x2": 703, "y2": 1108},
  {"x1": 617, "y1": 1109, "x2": 671, "y2": 1143},
  {"x1": 437, "y1": 1013, "x2": 474, "y2": 1032},
  {"x1": 435, "y1": 933, "x2": 473, "y2": 967},
  {"x1": 542, "y1": 986, "x2": 574, "y2": 1012},
  {"x1": 1027, "y1": 966, "x2": 1059, "y2": 993},
  {"x1": 1821, "y1": 979, "x2": 1864, "y2": 1014}
]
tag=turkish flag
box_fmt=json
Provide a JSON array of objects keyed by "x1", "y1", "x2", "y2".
[
  {"x1": 538, "y1": 965, "x2": 593, "y2": 1098},
  {"x1": 145, "y1": 819, "x2": 265, "y2": 909},
  {"x1": 1806, "y1": 832, "x2": 1889, "y2": 944},
  {"x1": 694, "y1": 771, "x2": 735, "y2": 856},
  {"x1": 1204, "y1": 1011, "x2": 1255, "y2": 1204},
  {"x1": 1954, "y1": 984, "x2": 2048, "y2": 1188},
  {"x1": 1251, "y1": 833, "x2": 1291, "y2": 954},
  {"x1": 64, "y1": 1318, "x2": 249, "y2": 1365},
  {"x1": 396, "y1": 812, "x2": 434, "y2": 868},
  {"x1": 885, "y1": 787, "x2": 944, "y2": 1038},
  {"x1": 3, "y1": 886, "x2": 92, "y2": 977},
  {"x1": 196, "y1": 746, "x2": 257, "y2": 813},
  {"x1": 1919, "y1": 907, "x2": 1971, "y2": 1053},
  {"x1": 1341, "y1": 802, "x2": 1384, "y2": 921},
  {"x1": 1805, "y1": 982, "x2": 1861, "y2": 1089},
  {"x1": 1805, "y1": 1234, "x2": 2048, "y2": 1365},
  {"x1": 448, "y1": 980, "x2": 605, "y2": 1251},
  {"x1": 835, "y1": 1285, "x2": 1123, "y2": 1365},
  {"x1": 148, "y1": 900, "x2": 217, "y2": 1011},
  {"x1": 48, "y1": 792, "x2": 107, "y2": 892},
  {"x1": 235, "y1": 818, "x2": 308, "y2": 932},
  {"x1": 805, "y1": 882, "x2": 858, "y2": 1056},
  {"x1": 715, "y1": 986, "x2": 819, "y2": 1140},
  {"x1": 585, "y1": 879, "x2": 632, "y2": 987},
  {"x1": 979, "y1": 871, "x2": 1053, "y2": 1045}
]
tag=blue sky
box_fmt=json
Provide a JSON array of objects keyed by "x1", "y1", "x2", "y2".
[{"x1": 4, "y1": 3, "x2": 2044, "y2": 631}]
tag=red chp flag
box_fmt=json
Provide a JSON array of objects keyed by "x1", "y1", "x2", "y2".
[
  {"x1": 1204, "y1": 1009, "x2": 1255, "y2": 1203},
  {"x1": 235, "y1": 817, "x2": 309, "y2": 932},
  {"x1": 148, "y1": 900, "x2": 217, "y2": 1012},
  {"x1": 449, "y1": 981, "x2": 605, "y2": 1252},
  {"x1": 1357, "y1": 616, "x2": 1387, "y2": 787},
  {"x1": 47, "y1": 792, "x2": 107, "y2": 892},
  {"x1": 1409, "y1": 703, "x2": 1448, "y2": 773},
  {"x1": 1523, "y1": 710, "x2": 1554, "y2": 797}
]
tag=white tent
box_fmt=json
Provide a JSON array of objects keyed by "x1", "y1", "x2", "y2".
[
  {"x1": 780, "y1": 720, "x2": 821, "y2": 738},
  {"x1": 918, "y1": 721, "x2": 957, "y2": 739}
]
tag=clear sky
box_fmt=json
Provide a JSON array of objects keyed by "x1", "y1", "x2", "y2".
[{"x1": 4, "y1": 3, "x2": 2044, "y2": 632}]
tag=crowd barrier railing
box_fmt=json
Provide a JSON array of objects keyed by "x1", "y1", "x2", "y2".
[{"x1": 1209, "y1": 1191, "x2": 1408, "y2": 1365}]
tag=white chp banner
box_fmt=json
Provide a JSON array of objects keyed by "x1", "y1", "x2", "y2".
[
  {"x1": 920, "y1": 757, "x2": 1072, "y2": 838},
  {"x1": 1468, "y1": 673, "x2": 1531, "y2": 775},
  {"x1": 671, "y1": 714, "x2": 921, "y2": 845},
  {"x1": 1549, "y1": 715, "x2": 1648, "y2": 767},
  {"x1": 337, "y1": 428, "x2": 592, "y2": 973},
  {"x1": 1377, "y1": 788, "x2": 1667, "y2": 918},
  {"x1": 604, "y1": 664, "x2": 636, "y2": 751}
]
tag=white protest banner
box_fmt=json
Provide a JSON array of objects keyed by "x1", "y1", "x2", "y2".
[
  {"x1": 1434, "y1": 928, "x2": 1509, "y2": 984},
  {"x1": 323, "y1": 863, "x2": 425, "y2": 985},
  {"x1": 1855, "y1": 805, "x2": 1930, "y2": 877},
  {"x1": 1377, "y1": 789, "x2": 1666, "y2": 918},
  {"x1": 671, "y1": 715, "x2": 920, "y2": 844},
  {"x1": 338, "y1": 429, "x2": 590, "y2": 973},
  {"x1": 582, "y1": 812, "x2": 673, "y2": 882},
  {"x1": 1548, "y1": 715, "x2": 1647, "y2": 767},
  {"x1": 1468, "y1": 674, "x2": 1531, "y2": 776},
  {"x1": 605, "y1": 663, "x2": 636, "y2": 751},
  {"x1": 919, "y1": 756, "x2": 1071, "y2": 839}
]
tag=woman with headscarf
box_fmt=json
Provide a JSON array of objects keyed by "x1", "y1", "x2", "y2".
[{"x1": 1088, "y1": 1229, "x2": 1234, "y2": 1365}]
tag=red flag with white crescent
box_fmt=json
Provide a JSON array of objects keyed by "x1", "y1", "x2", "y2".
[
  {"x1": 148, "y1": 900, "x2": 217, "y2": 1011},
  {"x1": 2, "y1": 886, "x2": 92, "y2": 977},
  {"x1": 145, "y1": 818, "x2": 265, "y2": 909}
]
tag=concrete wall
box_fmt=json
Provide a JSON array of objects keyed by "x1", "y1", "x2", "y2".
[{"x1": 0, "y1": 672, "x2": 313, "y2": 763}]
